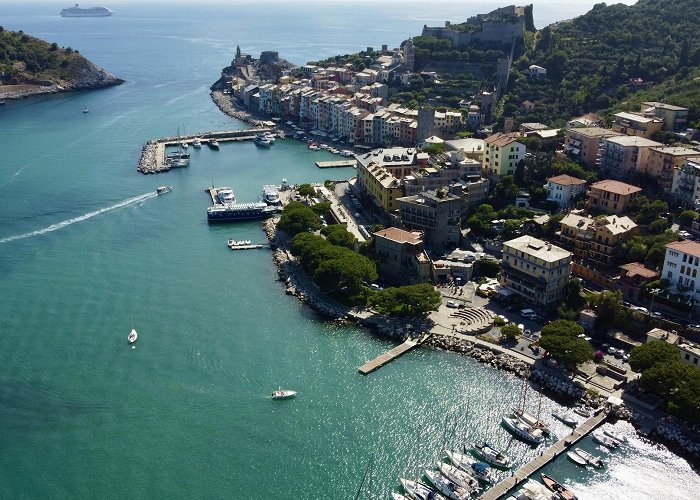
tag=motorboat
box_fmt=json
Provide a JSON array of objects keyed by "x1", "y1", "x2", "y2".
[
  {"x1": 423, "y1": 470, "x2": 470, "y2": 500},
  {"x1": 253, "y1": 134, "x2": 272, "y2": 147},
  {"x1": 512, "y1": 407, "x2": 550, "y2": 434},
  {"x1": 552, "y1": 411, "x2": 577, "y2": 427},
  {"x1": 567, "y1": 451, "x2": 587, "y2": 466},
  {"x1": 340, "y1": 150, "x2": 354, "y2": 157},
  {"x1": 192, "y1": 138, "x2": 202, "y2": 148},
  {"x1": 208, "y1": 139, "x2": 220, "y2": 150},
  {"x1": 156, "y1": 186, "x2": 172, "y2": 195},
  {"x1": 508, "y1": 480, "x2": 556, "y2": 500},
  {"x1": 227, "y1": 240, "x2": 252, "y2": 247},
  {"x1": 573, "y1": 406, "x2": 591, "y2": 418},
  {"x1": 541, "y1": 473, "x2": 577, "y2": 500},
  {"x1": 592, "y1": 430, "x2": 620, "y2": 448},
  {"x1": 263, "y1": 131, "x2": 276, "y2": 143},
  {"x1": 216, "y1": 188, "x2": 235, "y2": 205},
  {"x1": 445, "y1": 451, "x2": 493, "y2": 483},
  {"x1": 180, "y1": 141, "x2": 188, "y2": 150},
  {"x1": 127, "y1": 328, "x2": 138, "y2": 344},
  {"x1": 271, "y1": 388, "x2": 296, "y2": 399},
  {"x1": 263, "y1": 185, "x2": 281, "y2": 205},
  {"x1": 603, "y1": 428, "x2": 627, "y2": 443},
  {"x1": 502, "y1": 416, "x2": 544, "y2": 445},
  {"x1": 472, "y1": 442, "x2": 512, "y2": 469},
  {"x1": 574, "y1": 448, "x2": 604, "y2": 468},
  {"x1": 82, "y1": 108, "x2": 89, "y2": 113},
  {"x1": 437, "y1": 463, "x2": 480, "y2": 494},
  {"x1": 392, "y1": 493, "x2": 410, "y2": 500},
  {"x1": 399, "y1": 478, "x2": 445, "y2": 500}
]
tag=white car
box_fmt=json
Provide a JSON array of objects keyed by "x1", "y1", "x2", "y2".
[{"x1": 446, "y1": 300, "x2": 457, "y2": 308}]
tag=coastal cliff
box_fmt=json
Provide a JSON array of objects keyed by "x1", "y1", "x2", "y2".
[{"x1": 0, "y1": 28, "x2": 123, "y2": 99}]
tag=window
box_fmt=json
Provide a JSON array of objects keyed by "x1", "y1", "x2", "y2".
[
  {"x1": 686, "y1": 353, "x2": 690, "y2": 360},
  {"x1": 683, "y1": 254, "x2": 688, "y2": 263}
]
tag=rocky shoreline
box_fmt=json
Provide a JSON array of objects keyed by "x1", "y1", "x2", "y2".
[{"x1": 210, "y1": 90, "x2": 269, "y2": 127}]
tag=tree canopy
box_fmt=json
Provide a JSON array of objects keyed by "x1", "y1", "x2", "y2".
[
  {"x1": 277, "y1": 202, "x2": 321, "y2": 237},
  {"x1": 629, "y1": 340, "x2": 682, "y2": 373},
  {"x1": 539, "y1": 319, "x2": 593, "y2": 367},
  {"x1": 370, "y1": 283, "x2": 441, "y2": 317},
  {"x1": 320, "y1": 224, "x2": 357, "y2": 249}
]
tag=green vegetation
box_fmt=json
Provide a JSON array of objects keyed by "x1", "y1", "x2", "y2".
[
  {"x1": 586, "y1": 290, "x2": 625, "y2": 335},
  {"x1": 422, "y1": 143, "x2": 445, "y2": 155},
  {"x1": 0, "y1": 29, "x2": 87, "y2": 84},
  {"x1": 622, "y1": 230, "x2": 678, "y2": 270},
  {"x1": 277, "y1": 202, "x2": 321, "y2": 236},
  {"x1": 474, "y1": 259, "x2": 500, "y2": 279},
  {"x1": 296, "y1": 184, "x2": 316, "y2": 198},
  {"x1": 500, "y1": 323, "x2": 520, "y2": 343},
  {"x1": 320, "y1": 224, "x2": 356, "y2": 249},
  {"x1": 370, "y1": 283, "x2": 441, "y2": 317},
  {"x1": 539, "y1": 319, "x2": 594, "y2": 367},
  {"x1": 629, "y1": 341, "x2": 700, "y2": 422},
  {"x1": 466, "y1": 203, "x2": 534, "y2": 238},
  {"x1": 290, "y1": 232, "x2": 377, "y2": 298}
]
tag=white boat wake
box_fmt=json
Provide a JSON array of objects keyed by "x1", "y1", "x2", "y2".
[{"x1": 0, "y1": 191, "x2": 157, "y2": 244}]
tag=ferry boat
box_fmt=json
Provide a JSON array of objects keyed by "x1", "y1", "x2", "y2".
[
  {"x1": 253, "y1": 134, "x2": 272, "y2": 147},
  {"x1": 262, "y1": 185, "x2": 281, "y2": 205},
  {"x1": 216, "y1": 188, "x2": 235, "y2": 205},
  {"x1": 207, "y1": 202, "x2": 277, "y2": 222},
  {"x1": 60, "y1": 4, "x2": 113, "y2": 17}
]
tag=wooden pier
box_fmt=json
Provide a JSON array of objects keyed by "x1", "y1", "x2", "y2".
[
  {"x1": 480, "y1": 409, "x2": 609, "y2": 500},
  {"x1": 315, "y1": 159, "x2": 357, "y2": 169},
  {"x1": 357, "y1": 333, "x2": 430, "y2": 375},
  {"x1": 228, "y1": 243, "x2": 266, "y2": 251}
]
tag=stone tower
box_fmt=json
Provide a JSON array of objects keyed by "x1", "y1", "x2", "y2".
[{"x1": 403, "y1": 38, "x2": 415, "y2": 72}]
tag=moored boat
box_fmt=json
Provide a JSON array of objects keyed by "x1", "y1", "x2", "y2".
[
  {"x1": 472, "y1": 442, "x2": 512, "y2": 469},
  {"x1": 127, "y1": 328, "x2": 137, "y2": 344},
  {"x1": 567, "y1": 451, "x2": 587, "y2": 466},
  {"x1": 552, "y1": 411, "x2": 577, "y2": 427},
  {"x1": 423, "y1": 470, "x2": 470, "y2": 500},
  {"x1": 216, "y1": 187, "x2": 235, "y2": 205},
  {"x1": 208, "y1": 139, "x2": 220, "y2": 150},
  {"x1": 271, "y1": 388, "x2": 296, "y2": 399},
  {"x1": 512, "y1": 407, "x2": 550, "y2": 434},
  {"x1": 253, "y1": 134, "x2": 272, "y2": 147},
  {"x1": 592, "y1": 430, "x2": 620, "y2": 448},
  {"x1": 207, "y1": 202, "x2": 278, "y2": 222},
  {"x1": 437, "y1": 463, "x2": 480, "y2": 494},
  {"x1": 192, "y1": 138, "x2": 202, "y2": 148},
  {"x1": 603, "y1": 428, "x2": 627, "y2": 443},
  {"x1": 392, "y1": 493, "x2": 410, "y2": 500},
  {"x1": 263, "y1": 185, "x2": 281, "y2": 205},
  {"x1": 502, "y1": 416, "x2": 544, "y2": 444},
  {"x1": 574, "y1": 448, "x2": 604, "y2": 468},
  {"x1": 399, "y1": 478, "x2": 445, "y2": 500},
  {"x1": 573, "y1": 406, "x2": 591, "y2": 418},
  {"x1": 541, "y1": 473, "x2": 577, "y2": 500},
  {"x1": 445, "y1": 450, "x2": 493, "y2": 483}
]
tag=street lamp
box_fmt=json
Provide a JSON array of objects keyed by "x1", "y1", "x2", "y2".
[{"x1": 650, "y1": 288, "x2": 660, "y2": 313}]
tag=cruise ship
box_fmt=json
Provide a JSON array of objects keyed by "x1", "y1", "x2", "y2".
[
  {"x1": 60, "y1": 4, "x2": 113, "y2": 17},
  {"x1": 207, "y1": 202, "x2": 278, "y2": 222}
]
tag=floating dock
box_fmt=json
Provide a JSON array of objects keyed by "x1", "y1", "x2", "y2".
[
  {"x1": 228, "y1": 244, "x2": 266, "y2": 251},
  {"x1": 357, "y1": 333, "x2": 431, "y2": 374},
  {"x1": 480, "y1": 409, "x2": 608, "y2": 500},
  {"x1": 315, "y1": 160, "x2": 357, "y2": 169}
]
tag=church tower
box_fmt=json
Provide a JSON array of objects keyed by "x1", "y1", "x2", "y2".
[{"x1": 403, "y1": 38, "x2": 415, "y2": 72}]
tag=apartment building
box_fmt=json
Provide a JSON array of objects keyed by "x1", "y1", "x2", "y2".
[
  {"x1": 501, "y1": 236, "x2": 572, "y2": 305},
  {"x1": 372, "y1": 227, "x2": 432, "y2": 284},
  {"x1": 641, "y1": 102, "x2": 689, "y2": 132},
  {"x1": 564, "y1": 127, "x2": 622, "y2": 169},
  {"x1": 662, "y1": 240, "x2": 700, "y2": 300},
  {"x1": 647, "y1": 329, "x2": 700, "y2": 370},
  {"x1": 397, "y1": 190, "x2": 463, "y2": 251},
  {"x1": 645, "y1": 146, "x2": 700, "y2": 193},
  {"x1": 482, "y1": 132, "x2": 525, "y2": 180},
  {"x1": 558, "y1": 213, "x2": 638, "y2": 265},
  {"x1": 586, "y1": 179, "x2": 642, "y2": 215},
  {"x1": 611, "y1": 111, "x2": 663, "y2": 139},
  {"x1": 599, "y1": 135, "x2": 662, "y2": 179},
  {"x1": 671, "y1": 157, "x2": 700, "y2": 208},
  {"x1": 545, "y1": 174, "x2": 587, "y2": 209},
  {"x1": 356, "y1": 162, "x2": 404, "y2": 215}
]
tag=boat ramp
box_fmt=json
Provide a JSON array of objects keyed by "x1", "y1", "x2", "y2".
[
  {"x1": 137, "y1": 128, "x2": 274, "y2": 174},
  {"x1": 480, "y1": 409, "x2": 609, "y2": 500}
]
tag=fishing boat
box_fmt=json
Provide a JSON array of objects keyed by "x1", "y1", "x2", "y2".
[
  {"x1": 127, "y1": 328, "x2": 137, "y2": 344},
  {"x1": 567, "y1": 451, "x2": 588, "y2": 467},
  {"x1": 399, "y1": 478, "x2": 445, "y2": 500},
  {"x1": 445, "y1": 451, "x2": 493, "y2": 483},
  {"x1": 502, "y1": 416, "x2": 544, "y2": 445},
  {"x1": 552, "y1": 411, "x2": 577, "y2": 427},
  {"x1": 574, "y1": 448, "x2": 604, "y2": 468},
  {"x1": 472, "y1": 442, "x2": 512, "y2": 469},
  {"x1": 423, "y1": 470, "x2": 470, "y2": 500},
  {"x1": 156, "y1": 186, "x2": 172, "y2": 195},
  {"x1": 512, "y1": 408, "x2": 550, "y2": 435},
  {"x1": 541, "y1": 473, "x2": 577, "y2": 500},
  {"x1": 437, "y1": 463, "x2": 480, "y2": 494},
  {"x1": 592, "y1": 430, "x2": 620, "y2": 449},
  {"x1": 271, "y1": 388, "x2": 296, "y2": 399}
]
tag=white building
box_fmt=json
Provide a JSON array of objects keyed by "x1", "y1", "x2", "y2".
[
  {"x1": 671, "y1": 157, "x2": 700, "y2": 209},
  {"x1": 528, "y1": 65, "x2": 547, "y2": 78},
  {"x1": 662, "y1": 240, "x2": 700, "y2": 301},
  {"x1": 545, "y1": 174, "x2": 587, "y2": 208}
]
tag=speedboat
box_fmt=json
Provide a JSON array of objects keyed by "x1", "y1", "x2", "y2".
[
  {"x1": 392, "y1": 493, "x2": 410, "y2": 500},
  {"x1": 423, "y1": 470, "x2": 470, "y2": 500},
  {"x1": 156, "y1": 186, "x2": 172, "y2": 195},
  {"x1": 127, "y1": 328, "x2": 138, "y2": 344},
  {"x1": 263, "y1": 131, "x2": 276, "y2": 143},
  {"x1": 445, "y1": 450, "x2": 493, "y2": 483},
  {"x1": 592, "y1": 430, "x2": 620, "y2": 448},
  {"x1": 567, "y1": 451, "x2": 587, "y2": 466},
  {"x1": 512, "y1": 408, "x2": 550, "y2": 434},
  {"x1": 253, "y1": 134, "x2": 272, "y2": 147},
  {"x1": 399, "y1": 478, "x2": 445, "y2": 500},
  {"x1": 192, "y1": 138, "x2": 202, "y2": 148},
  {"x1": 217, "y1": 188, "x2": 235, "y2": 205},
  {"x1": 603, "y1": 428, "x2": 627, "y2": 443},
  {"x1": 573, "y1": 406, "x2": 591, "y2": 418},
  {"x1": 82, "y1": 108, "x2": 89, "y2": 113},
  {"x1": 574, "y1": 448, "x2": 604, "y2": 468},
  {"x1": 271, "y1": 388, "x2": 296, "y2": 399},
  {"x1": 552, "y1": 411, "x2": 577, "y2": 427},
  {"x1": 472, "y1": 442, "x2": 512, "y2": 469},
  {"x1": 208, "y1": 139, "x2": 220, "y2": 150},
  {"x1": 437, "y1": 463, "x2": 480, "y2": 494},
  {"x1": 502, "y1": 416, "x2": 544, "y2": 444},
  {"x1": 541, "y1": 473, "x2": 577, "y2": 500},
  {"x1": 509, "y1": 480, "x2": 556, "y2": 500}
]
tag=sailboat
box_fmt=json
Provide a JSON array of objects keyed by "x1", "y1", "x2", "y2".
[
  {"x1": 511, "y1": 378, "x2": 550, "y2": 435},
  {"x1": 127, "y1": 328, "x2": 137, "y2": 344},
  {"x1": 167, "y1": 127, "x2": 190, "y2": 167}
]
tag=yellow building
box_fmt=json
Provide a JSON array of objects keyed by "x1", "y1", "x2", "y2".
[
  {"x1": 356, "y1": 162, "x2": 404, "y2": 214},
  {"x1": 559, "y1": 212, "x2": 638, "y2": 265},
  {"x1": 482, "y1": 132, "x2": 525, "y2": 180},
  {"x1": 645, "y1": 146, "x2": 700, "y2": 193}
]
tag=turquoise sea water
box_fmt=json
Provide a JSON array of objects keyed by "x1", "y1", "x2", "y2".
[{"x1": 1, "y1": 1, "x2": 697, "y2": 498}]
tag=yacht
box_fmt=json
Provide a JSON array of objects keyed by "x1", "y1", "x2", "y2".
[
  {"x1": 423, "y1": 470, "x2": 470, "y2": 500},
  {"x1": 505, "y1": 479, "x2": 556, "y2": 500},
  {"x1": 512, "y1": 408, "x2": 550, "y2": 435},
  {"x1": 592, "y1": 430, "x2": 620, "y2": 448},
  {"x1": 208, "y1": 139, "x2": 220, "y2": 150},
  {"x1": 216, "y1": 188, "x2": 235, "y2": 205},
  {"x1": 573, "y1": 448, "x2": 604, "y2": 468},
  {"x1": 340, "y1": 150, "x2": 354, "y2": 157},
  {"x1": 192, "y1": 138, "x2": 202, "y2": 148},
  {"x1": 445, "y1": 451, "x2": 493, "y2": 483},
  {"x1": 552, "y1": 411, "x2": 577, "y2": 427},
  {"x1": 263, "y1": 131, "x2": 276, "y2": 143},
  {"x1": 262, "y1": 185, "x2": 281, "y2": 205},
  {"x1": 156, "y1": 186, "x2": 172, "y2": 195},
  {"x1": 437, "y1": 463, "x2": 480, "y2": 494},
  {"x1": 541, "y1": 474, "x2": 577, "y2": 500},
  {"x1": 472, "y1": 442, "x2": 512, "y2": 469},
  {"x1": 399, "y1": 478, "x2": 444, "y2": 500},
  {"x1": 127, "y1": 328, "x2": 137, "y2": 344},
  {"x1": 271, "y1": 388, "x2": 296, "y2": 399},
  {"x1": 502, "y1": 416, "x2": 544, "y2": 445},
  {"x1": 253, "y1": 134, "x2": 272, "y2": 147},
  {"x1": 567, "y1": 451, "x2": 587, "y2": 466}
]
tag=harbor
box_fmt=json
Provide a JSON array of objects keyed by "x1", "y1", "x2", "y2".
[
  {"x1": 315, "y1": 159, "x2": 357, "y2": 169},
  {"x1": 137, "y1": 128, "x2": 274, "y2": 174}
]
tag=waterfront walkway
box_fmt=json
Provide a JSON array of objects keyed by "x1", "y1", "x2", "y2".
[{"x1": 481, "y1": 409, "x2": 608, "y2": 500}]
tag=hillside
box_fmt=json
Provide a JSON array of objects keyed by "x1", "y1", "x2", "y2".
[
  {"x1": 505, "y1": 0, "x2": 700, "y2": 127},
  {"x1": 0, "y1": 27, "x2": 123, "y2": 98}
]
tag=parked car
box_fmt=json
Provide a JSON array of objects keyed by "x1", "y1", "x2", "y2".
[
  {"x1": 446, "y1": 300, "x2": 458, "y2": 308},
  {"x1": 607, "y1": 347, "x2": 618, "y2": 355}
]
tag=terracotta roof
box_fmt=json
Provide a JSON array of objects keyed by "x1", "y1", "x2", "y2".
[
  {"x1": 619, "y1": 262, "x2": 658, "y2": 279},
  {"x1": 547, "y1": 174, "x2": 586, "y2": 186},
  {"x1": 665, "y1": 240, "x2": 700, "y2": 259},
  {"x1": 373, "y1": 227, "x2": 422, "y2": 244},
  {"x1": 485, "y1": 132, "x2": 521, "y2": 148},
  {"x1": 590, "y1": 180, "x2": 642, "y2": 196}
]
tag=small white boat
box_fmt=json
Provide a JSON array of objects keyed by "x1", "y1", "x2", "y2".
[
  {"x1": 603, "y1": 428, "x2": 627, "y2": 443},
  {"x1": 423, "y1": 470, "x2": 470, "y2": 500},
  {"x1": 127, "y1": 328, "x2": 138, "y2": 344},
  {"x1": 82, "y1": 108, "x2": 89, "y2": 113},
  {"x1": 180, "y1": 141, "x2": 188, "y2": 149},
  {"x1": 392, "y1": 493, "x2": 410, "y2": 500},
  {"x1": 511, "y1": 479, "x2": 558, "y2": 500},
  {"x1": 552, "y1": 411, "x2": 577, "y2": 427},
  {"x1": 574, "y1": 448, "x2": 604, "y2": 468},
  {"x1": 208, "y1": 139, "x2": 220, "y2": 150},
  {"x1": 263, "y1": 131, "x2": 276, "y2": 143},
  {"x1": 192, "y1": 138, "x2": 202, "y2": 148},
  {"x1": 512, "y1": 407, "x2": 550, "y2": 434},
  {"x1": 445, "y1": 450, "x2": 493, "y2": 483},
  {"x1": 271, "y1": 388, "x2": 296, "y2": 399},
  {"x1": 253, "y1": 134, "x2": 272, "y2": 147},
  {"x1": 502, "y1": 416, "x2": 544, "y2": 444},
  {"x1": 573, "y1": 406, "x2": 591, "y2": 418},
  {"x1": 567, "y1": 451, "x2": 587, "y2": 466},
  {"x1": 592, "y1": 430, "x2": 620, "y2": 448},
  {"x1": 437, "y1": 463, "x2": 480, "y2": 494},
  {"x1": 340, "y1": 150, "x2": 354, "y2": 157},
  {"x1": 541, "y1": 473, "x2": 577, "y2": 500},
  {"x1": 472, "y1": 442, "x2": 512, "y2": 469},
  {"x1": 399, "y1": 478, "x2": 445, "y2": 500},
  {"x1": 156, "y1": 186, "x2": 172, "y2": 195}
]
